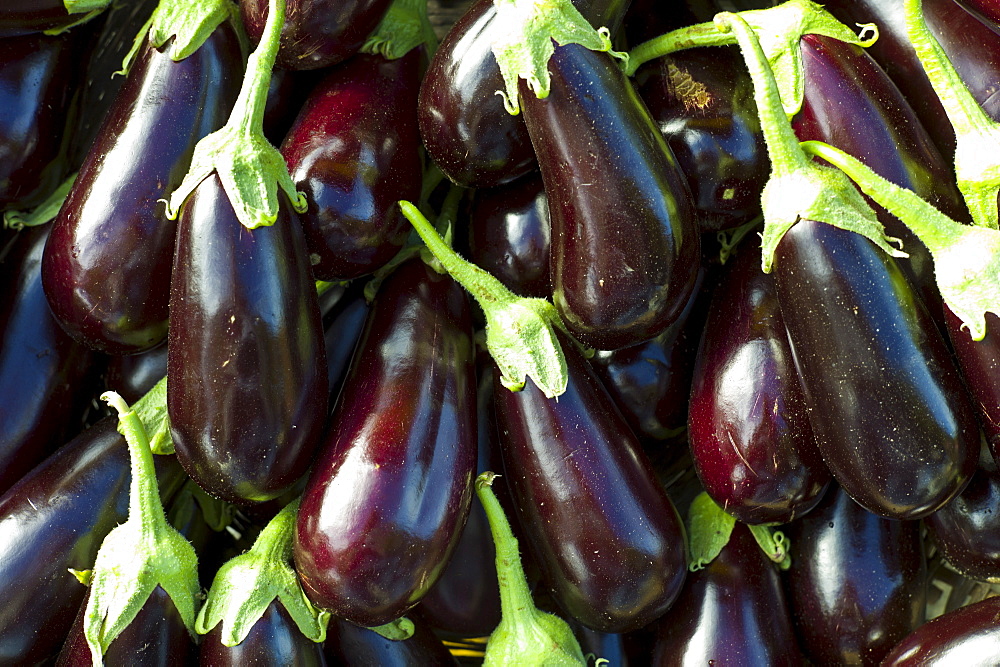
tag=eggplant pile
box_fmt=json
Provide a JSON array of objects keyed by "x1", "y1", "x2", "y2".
[{"x1": 3, "y1": 0, "x2": 1000, "y2": 664}]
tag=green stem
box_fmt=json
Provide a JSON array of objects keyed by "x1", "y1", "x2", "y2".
[
  {"x1": 253, "y1": 497, "x2": 299, "y2": 562},
  {"x1": 237, "y1": 0, "x2": 284, "y2": 138},
  {"x1": 476, "y1": 473, "x2": 534, "y2": 621},
  {"x1": 624, "y1": 22, "x2": 728, "y2": 76}
]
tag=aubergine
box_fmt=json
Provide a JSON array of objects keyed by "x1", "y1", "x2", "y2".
[
  {"x1": 946, "y1": 309, "x2": 1000, "y2": 462},
  {"x1": 881, "y1": 595, "x2": 1000, "y2": 666},
  {"x1": 42, "y1": 23, "x2": 242, "y2": 355},
  {"x1": 104, "y1": 343, "x2": 167, "y2": 405},
  {"x1": 294, "y1": 259, "x2": 477, "y2": 627},
  {"x1": 492, "y1": 329, "x2": 687, "y2": 633},
  {"x1": 168, "y1": 175, "x2": 328, "y2": 505},
  {"x1": 281, "y1": 50, "x2": 422, "y2": 281},
  {"x1": 0, "y1": 1, "x2": 89, "y2": 38},
  {"x1": 926, "y1": 462, "x2": 1000, "y2": 582},
  {"x1": 198, "y1": 600, "x2": 325, "y2": 666},
  {"x1": 522, "y1": 43, "x2": 700, "y2": 350},
  {"x1": 323, "y1": 615, "x2": 456, "y2": 666}
]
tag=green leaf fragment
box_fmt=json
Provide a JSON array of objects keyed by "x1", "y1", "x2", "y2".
[
  {"x1": 686, "y1": 492, "x2": 736, "y2": 571},
  {"x1": 361, "y1": 0, "x2": 437, "y2": 60},
  {"x1": 3, "y1": 172, "x2": 76, "y2": 230},
  {"x1": 64, "y1": 0, "x2": 112, "y2": 13},
  {"x1": 120, "y1": 375, "x2": 172, "y2": 455},
  {"x1": 366, "y1": 617, "x2": 415, "y2": 641},
  {"x1": 747, "y1": 524, "x2": 791, "y2": 570}
]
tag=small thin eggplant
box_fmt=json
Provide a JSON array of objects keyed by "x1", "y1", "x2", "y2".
[
  {"x1": 926, "y1": 462, "x2": 1000, "y2": 582},
  {"x1": 881, "y1": 595, "x2": 1000, "y2": 666},
  {"x1": 199, "y1": 600, "x2": 326, "y2": 666},
  {"x1": 294, "y1": 260, "x2": 477, "y2": 627}
]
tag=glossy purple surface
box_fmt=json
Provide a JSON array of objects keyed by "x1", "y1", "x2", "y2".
[
  {"x1": 0, "y1": 0, "x2": 78, "y2": 37},
  {"x1": 199, "y1": 601, "x2": 325, "y2": 666},
  {"x1": 926, "y1": 463, "x2": 1000, "y2": 582},
  {"x1": 946, "y1": 309, "x2": 1000, "y2": 461},
  {"x1": 881, "y1": 596, "x2": 1000, "y2": 666},
  {"x1": 323, "y1": 615, "x2": 456, "y2": 665}
]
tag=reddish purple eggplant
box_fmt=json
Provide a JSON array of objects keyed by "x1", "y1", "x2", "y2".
[
  {"x1": 323, "y1": 616, "x2": 456, "y2": 665},
  {"x1": 926, "y1": 461, "x2": 1000, "y2": 582},
  {"x1": 199, "y1": 601, "x2": 325, "y2": 666},
  {"x1": 493, "y1": 329, "x2": 687, "y2": 633},
  {"x1": 881, "y1": 595, "x2": 1000, "y2": 666},
  {"x1": 688, "y1": 244, "x2": 829, "y2": 524},
  {"x1": 281, "y1": 50, "x2": 422, "y2": 281},
  {"x1": 784, "y1": 483, "x2": 926, "y2": 666},
  {"x1": 42, "y1": 23, "x2": 242, "y2": 355},
  {"x1": 294, "y1": 260, "x2": 477, "y2": 627},
  {"x1": 651, "y1": 523, "x2": 805, "y2": 666},
  {"x1": 168, "y1": 175, "x2": 328, "y2": 504},
  {"x1": 240, "y1": 0, "x2": 392, "y2": 70},
  {"x1": 522, "y1": 43, "x2": 700, "y2": 350}
]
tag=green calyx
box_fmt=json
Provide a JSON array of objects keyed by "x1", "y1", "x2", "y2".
[
  {"x1": 366, "y1": 617, "x2": 416, "y2": 641},
  {"x1": 195, "y1": 498, "x2": 330, "y2": 647},
  {"x1": 686, "y1": 492, "x2": 736, "y2": 571},
  {"x1": 166, "y1": 0, "x2": 307, "y2": 229},
  {"x1": 477, "y1": 472, "x2": 588, "y2": 666},
  {"x1": 119, "y1": 0, "x2": 237, "y2": 75},
  {"x1": 64, "y1": 0, "x2": 111, "y2": 13},
  {"x1": 83, "y1": 392, "x2": 200, "y2": 666},
  {"x1": 626, "y1": 0, "x2": 877, "y2": 117},
  {"x1": 490, "y1": 0, "x2": 628, "y2": 116},
  {"x1": 361, "y1": 0, "x2": 437, "y2": 60},
  {"x1": 399, "y1": 200, "x2": 570, "y2": 398}
]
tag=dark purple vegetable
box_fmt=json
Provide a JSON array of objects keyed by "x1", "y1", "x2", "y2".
[
  {"x1": 881, "y1": 595, "x2": 1000, "y2": 666},
  {"x1": 493, "y1": 329, "x2": 687, "y2": 633},
  {"x1": 294, "y1": 259, "x2": 476, "y2": 627},
  {"x1": 652, "y1": 523, "x2": 804, "y2": 666},
  {"x1": 323, "y1": 616, "x2": 456, "y2": 666},
  {"x1": 926, "y1": 461, "x2": 1000, "y2": 582},
  {"x1": 688, "y1": 244, "x2": 829, "y2": 525},
  {"x1": 42, "y1": 23, "x2": 242, "y2": 355},
  {"x1": 199, "y1": 601, "x2": 326, "y2": 666},
  {"x1": 104, "y1": 343, "x2": 167, "y2": 405},
  {"x1": 281, "y1": 50, "x2": 422, "y2": 281},
  {"x1": 319, "y1": 281, "x2": 371, "y2": 403},
  {"x1": 956, "y1": 0, "x2": 1000, "y2": 26},
  {"x1": 522, "y1": 43, "x2": 700, "y2": 350},
  {"x1": 168, "y1": 175, "x2": 328, "y2": 504},
  {"x1": 945, "y1": 309, "x2": 1000, "y2": 462},
  {"x1": 784, "y1": 483, "x2": 926, "y2": 666},
  {"x1": 0, "y1": 0, "x2": 87, "y2": 38}
]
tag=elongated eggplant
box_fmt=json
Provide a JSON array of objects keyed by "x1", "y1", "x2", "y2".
[
  {"x1": 784, "y1": 483, "x2": 926, "y2": 665},
  {"x1": 168, "y1": 175, "x2": 328, "y2": 504},
  {"x1": 493, "y1": 329, "x2": 687, "y2": 633},
  {"x1": 294, "y1": 259, "x2": 476, "y2": 627},
  {"x1": 772, "y1": 220, "x2": 978, "y2": 519},
  {"x1": 926, "y1": 462, "x2": 1000, "y2": 582},
  {"x1": 881, "y1": 595, "x2": 1000, "y2": 665},
  {"x1": 323, "y1": 616, "x2": 456, "y2": 665},
  {"x1": 652, "y1": 523, "x2": 804, "y2": 666},
  {"x1": 688, "y1": 244, "x2": 829, "y2": 525},
  {"x1": 199, "y1": 600, "x2": 325, "y2": 666},
  {"x1": 42, "y1": 22, "x2": 242, "y2": 355},
  {"x1": 281, "y1": 50, "x2": 422, "y2": 281},
  {"x1": 522, "y1": 43, "x2": 700, "y2": 350}
]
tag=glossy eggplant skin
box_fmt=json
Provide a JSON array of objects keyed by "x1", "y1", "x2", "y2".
[
  {"x1": 294, "y1": 260, "x2": 477, "y2": 627},
  {"x1": 926, "y1": 463, "x2": 1000, "y2": 582},
  {"x1": 241, "y1": 0, "x2": 392, "y2": 70},
  {"x1": 881, "y1": 595, "x2": 1000, "y2": 666},
  {"x1": 104, "y1": 343, "x2": 168, "y2": 405},
  {"x1": 522, "y1": 43, "x2": 700, "y2": 350},
  {"x1": 688, "y1": 245, "x2": 830, "y2": 525},
  {"x1": 0, "y1": 225, "x2": 98, "y2": 495},
  {"x1": 199, "y1": 600, "x2": 325, "y2": 666},
  {"x1": 773, "y1": 220, "x2": 978, "y2": 519},
  {"x1": 493, "y1": 330, "x2": 687, "y2": 633},
  {"x1": 0, "y1": 418, "x2": 185, "y2": 665},
  {"x1": 323, "y1": 616, "x2": 456, "y2": 666},
  {"x1": 168, "y1": 175, "x2": 328, "y2": 505},
  {"x1": 319, "y1": 281, "x2": 371, "y2": 403},
  {"x1": 0, "y1": 31, "x2": 76, "y2": 208},
  {"x1": 42, "y1": 25, "x2": 242, "y2": 356},
  {"x1": 652, "y1": 524, "x2": 805, "y2": 666},
  {"x1": 785, "y1": 483, "x2": 926, "y2": 666},
  {"x1": 946, "y1": 310, "x2": 1000, "y2": 460},
  {"x1": 281, "y1": 51, "x2": 421, "y2": 281},
  {"x1": 0, "y1": 0, "x2": 81, "y2": 38}
]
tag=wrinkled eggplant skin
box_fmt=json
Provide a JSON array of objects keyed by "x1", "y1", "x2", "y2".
[
  {"x1": 926, "y1": 464, "x2": 1000, "y2": 582},
  {"x1": 467, "y1": 173, "x2": 551, "y2": 298},
  {"x1": 0, "y1": 31, "x2": 76, "y2": 207},
  {"x1": 199, "y1": 601, "x2": 325, "y2": 666},
  {"x1": 0, "y1": 1, "x2": 79, "y2": 38},
  {"x1": 323, "y1": 616, "x2": 456, "y2": 666},
  {"x1": 773, "y1": 221, "x2": 978, "y2": 519},
  {"x1": 689, "y1": 245, "x2": 830, "y2": 525},
  {"x1": 104, "y1": 343, "x2": 168, "y2": 406},
  {"x1": 0, "y1": 418, "x2": 185, "y2": 665},
  {"x1": 652, "y1": 524, "x2": 805, "y2": 666},
  {"x1": 58, "y1": 586, "x2": 195, "y2": 666},
  {"x1": 241, "y1": 0, "x2": 392, "y2": 70},
  {"x1": 281, "y1": 51, "x2": 421, "y2": 281},
  {"x1": 493, "y1": 330, "x2": 687, "y2": 633},
  {"x1": 168, "y1": 175, "x2": 328, "y2": 505},
  {"x1": 0, "y1": 225, "x2": 98, "y2": 495},
  {"x1": 785, "y1": 484, "x2": 927, "y2": 666},
  {"x1": 294, "y1": 260, "x2": 477, "y2": 627},
  {"x1": 636, "y1": 46, "x2": 767, "y2": 233},
  {"x1": 42, "y1": 25, "x2": 242, "y2": 355},
  {"x1": 523, "y1": 43, "x2": 700, "y2": 350},
  {"x1": 881, "y1": 596, "x2": 1000, "y2": 666},
  {"x1": 946, "y1": 309, "x2": 1000, "y2": 460}
]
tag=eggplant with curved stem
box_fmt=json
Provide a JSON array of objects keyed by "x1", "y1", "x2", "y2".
[
  {"x1": 881, "y1": 595, "x2": 1000, "y2": 666},
  {"x1": 925, "y1": 462, "x2": 1000, "y2": 582},
  {"x1": 199, "y1": 601, "x2": 326, "y2": 666},
  {"x1": 294, "y1": 259, "x2": 477, "y2": 627},
  {"x1": 41, "y1": 21, "x2": 243, "y2": 355},
  {"x1": 281, "y1": 50, "x2": 422, "y2": 281},
  {"x1": 688, "y1": 243, "x2": 830, "y2": 525}
]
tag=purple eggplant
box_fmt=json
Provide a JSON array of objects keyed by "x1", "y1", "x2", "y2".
[
  {"x1": 946, "y1": 309, "x2": 1000, "y2": 461},
  {"x1": 493, "y1": 329, "x2": 687, "y2": 633},
  {"x1": 199, "y1": 601, "x2": 326, "y2": 666},
  {"x1": 104, "y1": 343, "x2": 168, "y2": 406},
  {"x1": 319, "y1": 281, "x2": 371, "y2": 404},
  {"x1": 41, "y1": 22, "x2": 242, "y2": 355},
  {"x1": 281, "y1": 50, "x2": 422, "y2": 281},
  {"x1": 784, "y1": 483, "x2": 926, "y2": 665},
  {"x1": 0, "y1": 1, "x2": 94, "y2": 37},
  {"x1": 323, "y1": 616, "x2": 456, "y2": 666},
  {"x1": 522, "y1": 43, "x2": 700, "y2": 350},
  {"x1": 881, "y1": 595, "x2": 1000, "y2": 665},
  {"x1": 688, "y1": 244, "x2": 829, "y2": 525},
  {"x1": 926, "y1": 461, "x2": 1000, "y2": 582},
  {"x1": 168, "y1": 175, "x2": 328, "y2": 504},
  {"x1": 294, "y1": 260, "x2": 477, "y2": 627}
]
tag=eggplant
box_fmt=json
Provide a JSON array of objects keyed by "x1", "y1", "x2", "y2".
[
  {"x1": 926, "y1": 462, "x2": 1000, "y2": 582},
  {"x1": 168, "y1": 175, "x2": 328, "y2": 504},
  {"x1": 0, "y1": 0, "x2": 89, "y2": 38},
  {"x1": 42, "y1": 22, "x2": 242, "y2": 355},
  {"x1": 199, "y1": 601, "x2": 326, "y2": 666},
  {"x1": 323, "y1": 616, "x2": 456, "y2": 666},
  {"x1": 294, "y1": 259, "x2": 477, "y2": 627},
  {"x1": 281, "y1": 50, "x2": 422, "y2": 281},
  {"x1": 946, "y1": 309, "x2": 1000, "y2": 462},
  {"x1": 492, "y1": 329, "x2": 687, "y2": 633},
  {"x1": 784, "y1": 483, "x2": 927, "y2": 665},
  {"x1": 688, "y1": 244, "x2": 830, "y2": 525},
  {"x1": 881, "y1": 595, "x2": 1000, "y2": 665},
  {"x1": 522, "y1": 42, "x2": 700, "y2": 350},
  {"x1": 319, "y1": 281, "x2": 371, "y2": 404},
  {"x1": 104, "y1": 343, "x2": 168, "y2": 406}
]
